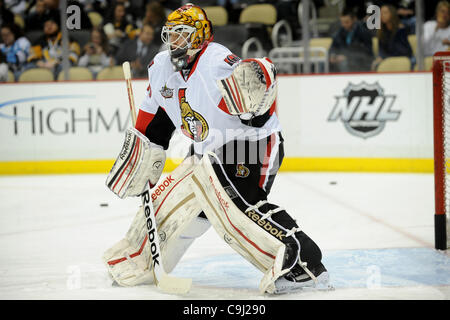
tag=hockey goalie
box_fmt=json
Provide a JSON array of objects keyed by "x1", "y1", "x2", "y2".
[{"x1": 103, "y1": 3, "x2": 330, "y2": 294}]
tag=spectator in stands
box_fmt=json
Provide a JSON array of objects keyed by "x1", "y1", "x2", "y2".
[
  {"x1": 371, "y1": 4, "x2": 413, "y2": 70},
  {"x1": 366, "y1": 1, "x2": 418, "y2": 35},
  {"x1": 0, "y1": 50, "x2": 8, "y2": 81},
  {"x1": 4, "y1": 0, "x2": 27, "y2": 16},
  {"x1": 78, "y1": 0, "x2": 104, "y2": 13},
  {"x1": 138, "y1": 1, "x2": 166, "y2": 46},
  {"x1": 78, "y1": 26, "x2": 113, "y2": 77},
  {"x1": 25, "y1": 0, "x2": 49, "y2": 32},
  {"x1": 114, "y1": 23, "x2": 158, "y2": 78},
  {"x1": 102, "y1": 1, "x2": 137, "y2": 55},
  {"x1": 423, "y1": 0, "x2": 450, "y2": 56},
  {"x1": 27, "y1": 12, "x2": 80, "y2": 78},
  {"x1": 41, "y1": 0, "x2": 93, "y2": 29},
  {"x1": 77, "y1": 0, "x2": 109, "y2": 15},
  {"x1": 396, "y1": 0, "x2": 416, "y2": 35},
  {"x1": 329, "y1": 8, "x2": 373, "y2": 72},
  {"x1": 0, "y1": 0, "x2": 14, "y2": 26},
  {"x1": 0, "y1": 23, "x2": 31, "y2": 79},
  {"x1": 115, "y1": 0, "x2": 144, "y2": 23}
]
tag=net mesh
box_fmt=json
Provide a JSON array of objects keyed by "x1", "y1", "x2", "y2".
[{"x1": 443, "y1": 60, "x2": 450, "y2": 248}]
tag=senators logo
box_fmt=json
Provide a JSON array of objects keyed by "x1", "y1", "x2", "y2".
[
  {"x1": 235, "y1": 163, "x2": 250, "y2": 178},
  {"x1": 178, "y1": 88, "x2": 209, "y2": 142}
]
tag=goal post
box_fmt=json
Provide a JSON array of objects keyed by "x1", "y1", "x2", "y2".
[{"x1": 433, "y1": 51, "x2": 450, "y2": 250}]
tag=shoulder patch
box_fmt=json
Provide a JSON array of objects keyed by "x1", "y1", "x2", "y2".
[
  {"x1": 224, "y1": 54, "x2": 241, "y2": 66},
  {"x1": 147, "y1": 60, "x2": 154, "y2": 69}
]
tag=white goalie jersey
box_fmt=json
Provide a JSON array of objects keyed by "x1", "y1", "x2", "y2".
[{"x1": 139, "y1": 42, "x2": 282, "y2": 155}]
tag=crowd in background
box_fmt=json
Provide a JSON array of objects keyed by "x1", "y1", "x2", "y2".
[
  {"x1": 328, "y1": 0, "x2": 450, "y2": 72},
  {"x1": 0, "y1": 0, "x2": 449, "y2": 82}
]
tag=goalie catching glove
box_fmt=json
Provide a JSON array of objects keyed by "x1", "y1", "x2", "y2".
[
  {"x1": 106, "y1": 127, "x2": 166, "y2": 198},
  {"x1": 217, "y1": 57, "x2": 277, "y2": 120}
]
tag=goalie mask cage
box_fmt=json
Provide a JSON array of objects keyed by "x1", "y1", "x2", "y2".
[{"x1": 433, "y1": 51, "x2": 450, "y2": 250}]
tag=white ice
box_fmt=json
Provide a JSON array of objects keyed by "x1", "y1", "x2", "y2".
[{"x1": 0, "y1": 172, "x2": 449, "y2": 300}]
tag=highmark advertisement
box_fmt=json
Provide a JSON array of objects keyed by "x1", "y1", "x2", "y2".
[
  {"x1": 0, "y1": 71, "x2": 434, "y2": 173},
  {"x1": 0, "y1": 80, "x2": 191, "y2": 173}
]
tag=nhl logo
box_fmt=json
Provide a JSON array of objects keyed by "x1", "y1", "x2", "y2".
[{"x1": 328, "y1": 82, "x2": 400, "y2": 139}]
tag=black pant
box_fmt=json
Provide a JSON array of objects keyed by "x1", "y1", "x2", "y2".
[{"x1": 205, "y1": 133, "x2": 323, "y2": 271}]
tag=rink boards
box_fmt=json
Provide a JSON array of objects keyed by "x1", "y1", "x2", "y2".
[{"x1": 0, "y1": 72, "x2": 433, "y2": 174}]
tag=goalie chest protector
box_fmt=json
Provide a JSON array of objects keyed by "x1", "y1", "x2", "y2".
[{"x1": 140, "y1": 42, "x2": 282, "y2": 156}]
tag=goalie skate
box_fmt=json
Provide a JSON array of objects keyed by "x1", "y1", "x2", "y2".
[{"x1": 273, "y1": 262, "x2": 332, "y2": 294}]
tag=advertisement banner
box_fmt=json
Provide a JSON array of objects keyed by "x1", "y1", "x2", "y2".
[
  {"x1": 277, "y1": 73, "x2": 433, "y2": 159},
  {"x1": 0, "y1": 81, "x2": 191, "y2": 164},
  {"x1": 0, "y1": 72, "x2": 434, "y2": 173}
]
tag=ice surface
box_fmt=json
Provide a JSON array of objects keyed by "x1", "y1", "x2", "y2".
[{"x1": 0, "y1": 172, "x2": 449, "y2": 300}]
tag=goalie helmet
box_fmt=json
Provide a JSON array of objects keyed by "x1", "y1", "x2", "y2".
[{"x1": 161, "y1": 3, "x2": 213, "y2": 71}]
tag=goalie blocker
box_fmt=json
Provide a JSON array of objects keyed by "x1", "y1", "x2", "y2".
[{"x1": 106, "y1": 127, "x2": 166, "y2": 198}]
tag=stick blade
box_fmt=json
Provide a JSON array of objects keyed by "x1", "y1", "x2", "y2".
[{"x1": 158, "y1": 274, "x2": 192, "y2": 295}]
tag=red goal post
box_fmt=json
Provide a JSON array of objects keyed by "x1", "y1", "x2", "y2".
[{"x1": 433, "y1": 51, "x2": 450, "y2": 250}]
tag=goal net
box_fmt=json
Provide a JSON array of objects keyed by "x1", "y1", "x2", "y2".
[{"x1": 433, "y1": 51, "x2": 450, "y2": 250}]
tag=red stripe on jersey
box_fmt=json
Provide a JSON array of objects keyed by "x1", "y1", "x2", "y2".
[
  {"x1": 259, "y1": 133, "x2": 275, "y2": 189},
  {"x1": 135, "y1": 109, "x2": 155, "y2": 135},
  {"x1": 185, "y1": 44, "x2": 209, "y2": 81},
  {"x1": 218, "y1": 98, "x2": 231, "y2": 114}
]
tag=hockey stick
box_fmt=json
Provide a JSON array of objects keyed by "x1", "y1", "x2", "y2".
[{"x1": 122, "y1": 61, "x2": 192, "y2": 294}]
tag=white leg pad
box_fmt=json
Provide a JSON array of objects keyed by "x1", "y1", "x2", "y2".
[
  {"x1": 103, "y1": 156, "x2": 207, "y2": 286},
  {"x1": 191, "y1": 152, "x2": 289, "y2": 293}
]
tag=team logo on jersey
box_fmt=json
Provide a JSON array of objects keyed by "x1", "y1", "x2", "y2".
[
  {"x1": 235, "y1": 163, "x2": 250, "y2": 178},
  {"x1": 178, "y1": 88, "x2": 209, "y2": 142},
  {"x1": 224, "y1": 54, "x2": 241, "y2": 66},
  {"x1": 328, "y1": 82, "x2": 400, "y2": 139},
  {"x1": 160, "y1": 84, "x2": 174, "y2": 99}
]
